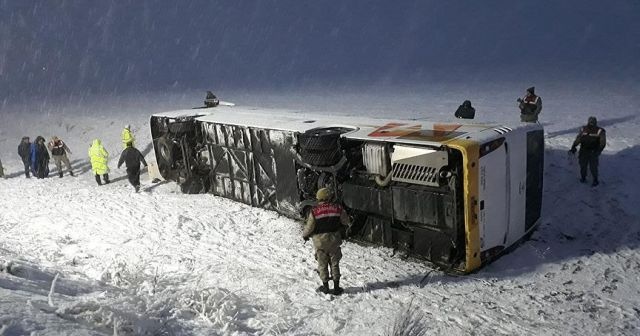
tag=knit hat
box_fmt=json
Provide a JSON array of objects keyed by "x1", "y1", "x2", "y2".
[
  {"x1": 526, "y1": 87, "x2": 535, "y2": 94},
  {"x1": 588, "y1": 116, "x2": 597, "y2": 126},
  {"x1": 316, "y1": 188, "x2": 332, "y2": 201}
]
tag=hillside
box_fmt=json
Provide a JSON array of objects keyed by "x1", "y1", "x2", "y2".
[{"x1": 0, "y1": 89, "x2": 638, "y2": 335}]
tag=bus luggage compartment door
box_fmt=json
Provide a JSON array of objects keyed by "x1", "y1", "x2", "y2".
[{"x1": 204, "y1": 123, "x2": 300, "y2": 217}]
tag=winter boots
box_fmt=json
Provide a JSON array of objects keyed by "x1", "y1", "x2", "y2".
[
  {"x1": 317, "y1": 280, "x2": 344, "y2": 295},
  {"x1": 580, "y1": 175, "x2": 599, "y2": 186},
  {"x1": 59, "y1": 172, "x2": 64, "y2": 178},
  {"x1": 317, "y1": 282, "x2": 330, "y2": 294},
  {"x1": 95, "y1": 174, "x2": 110, "y2": 186},
  {"x1": 333, "y1": 279, "x2": 344, "y2": 295}
]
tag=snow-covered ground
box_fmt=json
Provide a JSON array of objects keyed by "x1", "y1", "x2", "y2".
[{"x1": 0, "y1": 85, "x2": 639, "y2": 335}]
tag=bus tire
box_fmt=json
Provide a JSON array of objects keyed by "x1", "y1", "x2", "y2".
[
  {"x1": 300, "y1": 148, "x2": 342, "y2": 166},
  {"x1": 298, "y1": 128, "x2": 343, "y2": 152},
  {"x1": 156, "y1": 136, "x2": 177, "y2": 164}
]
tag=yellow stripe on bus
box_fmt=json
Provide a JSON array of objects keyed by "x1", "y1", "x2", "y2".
[{"x1": 445, "y1": 139, "x2": 481, "y2": 272}]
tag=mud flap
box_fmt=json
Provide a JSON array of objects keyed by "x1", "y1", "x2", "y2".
[{"x1": 147, "y1": 162, "x2": 164, "y2": 182}]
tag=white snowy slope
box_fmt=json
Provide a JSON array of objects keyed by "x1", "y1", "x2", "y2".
[{"x1": 0, "y1": 86, "x2": 639, "y2": 335}]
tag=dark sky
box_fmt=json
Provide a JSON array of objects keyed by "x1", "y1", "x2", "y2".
[{"x1": 0, "y1": 0, "x2": 638, "y2": 101}]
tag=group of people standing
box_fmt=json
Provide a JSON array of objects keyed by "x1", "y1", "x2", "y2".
[
  {"x1": 5, "y1": 125, "x2": 147, "y2": 192},
  {"x1": 454, "y1": 86, "x2": 543, "y2": 123},
  {"x1": 84, "y1": 125, "x2": 137, "y2": 186},
  {"x1": 87, "y1": 125, "x2": 148, "y2": 192},
  {"x1": 16, "y1": 135, "x2": 73, "y2": 179},
  {"x1": 451, "y1": 86, "x2": 605, "y2": 186}
]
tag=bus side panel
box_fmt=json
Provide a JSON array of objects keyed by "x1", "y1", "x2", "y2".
[
  {"x1": 478, "y1": 143, "x2": 508, "y2": 252},
  {"x1": 271, "y1": 130, "x2": 303, "y2": 218},
  {"x1": 525, "y1": 130, "x2": 544, "y2": 231},
  {"x1": 205, "y1": 123, "x2": 301, "y2": 218},
  {"x1": 506, "y1": 133, "x2": 528, "y2": 245}
]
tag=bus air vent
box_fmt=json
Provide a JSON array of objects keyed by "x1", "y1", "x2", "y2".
[
  {"x1": 493, "y1": 127, "x2": 513, "y2": 135},
  {"x1": 392, "y1": 163, "x2": 439, "y2": 185},
  {"x1": 391, "y1": 146, "x2": 448, "y2": 187}
]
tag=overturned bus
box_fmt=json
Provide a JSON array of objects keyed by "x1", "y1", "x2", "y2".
[{"x1": 150, "y1": 105, "x2": 544, "y2": 273}]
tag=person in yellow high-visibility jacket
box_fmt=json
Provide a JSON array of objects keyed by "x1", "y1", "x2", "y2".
[
  {"x1": 122, "y1": 124, "x2": 135, "y2": 148},
  {"x1": 88, "y1": 139, "x2": 110, "y2": 185}
]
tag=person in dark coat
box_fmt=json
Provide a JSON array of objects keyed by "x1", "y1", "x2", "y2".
[
  {"x1": 569, "y1": 116, "x2": 606, "y2": 186},
  {"x1": 18, "y1": 136, "x2": 32, "y2": 178},
  {"x1": 117, "y1": 142, "x2": 148, "y2": 192},
  {"x1": 31, "y1": 136, "x2": 50, "y2": 179},
  {"x1": 0, "y1": 156, "x2": 5, "y2": 179},
  {"x1": 517, "y1": 87, "x2": 542, "y2": 122},
  {"x1": 29, "y1": 141, "x2": 38, "y2": 175},
  {"x1": 454, "y1": 100, "x2": 476, "y2": 119},
  {"x1": 204, "y1": 91, "x2": 219, "y2": 107}
]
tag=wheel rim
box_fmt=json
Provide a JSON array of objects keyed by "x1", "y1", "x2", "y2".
[{"x1": 160, "y1": 143, "x2": 171, "y2": 161}]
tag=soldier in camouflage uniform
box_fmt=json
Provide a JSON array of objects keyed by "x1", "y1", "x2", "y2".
[
  {"x1": 47, "y1": 136, "x2": 74, "y2": 178},
  {"x1": 517, "y1": 86, "x2": 542, "y2": 122},
  {"x1": 569, "y1": 116, "x2": 606, "y2": 186},
  {"x1": 303, "y1": 188, "x2": 350, "y2": 295}
]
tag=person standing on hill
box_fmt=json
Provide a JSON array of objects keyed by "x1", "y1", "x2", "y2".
[
  {"x1": 454, "y1": 100, "x2": 476, "y2": 119},
  {"x1": 18, "y1": 136, "x2": 32, "y2": 178},
  {"x1": 48, "y1": 136, "x2": 74, "y2": 178},
  {"x1": 117, "y1": 142, "x2": 148, "y2": 192},
  {"x1": 204, "y1": 91, "x2": 219, "y2": 108},
  {"x1": 29, "y1": 138, "x2": 37, "y2": 175},
  {"x1": 88, "y1": 139, "x2": 110, "y2": 185},
  {"x1": 0, "y1": 156, "x2": 5, "y2": 179},
  {"x1": 121, "y1": 124, "x2": 135, "y2": 148},
  {"x1": 32, "y1": 136, "x2": 50, "y2": 179},
  {"x1": 517, "y1": 87, "x2": 542, "y2": 122},
  {"x1": 569, "y1": 116, "x2": 606, "y2": 186},
  {"x1": 303, "y1": 188, "x2": 351, "y2": 295}
]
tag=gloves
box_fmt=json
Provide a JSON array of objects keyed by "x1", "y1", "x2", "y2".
[
  {"x1": 517, "y1": 98, "x2": 523, "y2": 103},
  {"x1": 569, "y1": 147, "x2": 577, "y2": 154}
]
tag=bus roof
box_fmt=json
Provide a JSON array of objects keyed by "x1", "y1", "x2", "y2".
[{"x1": 153, "y1": 106, "x2": 536, "y2": 146}]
